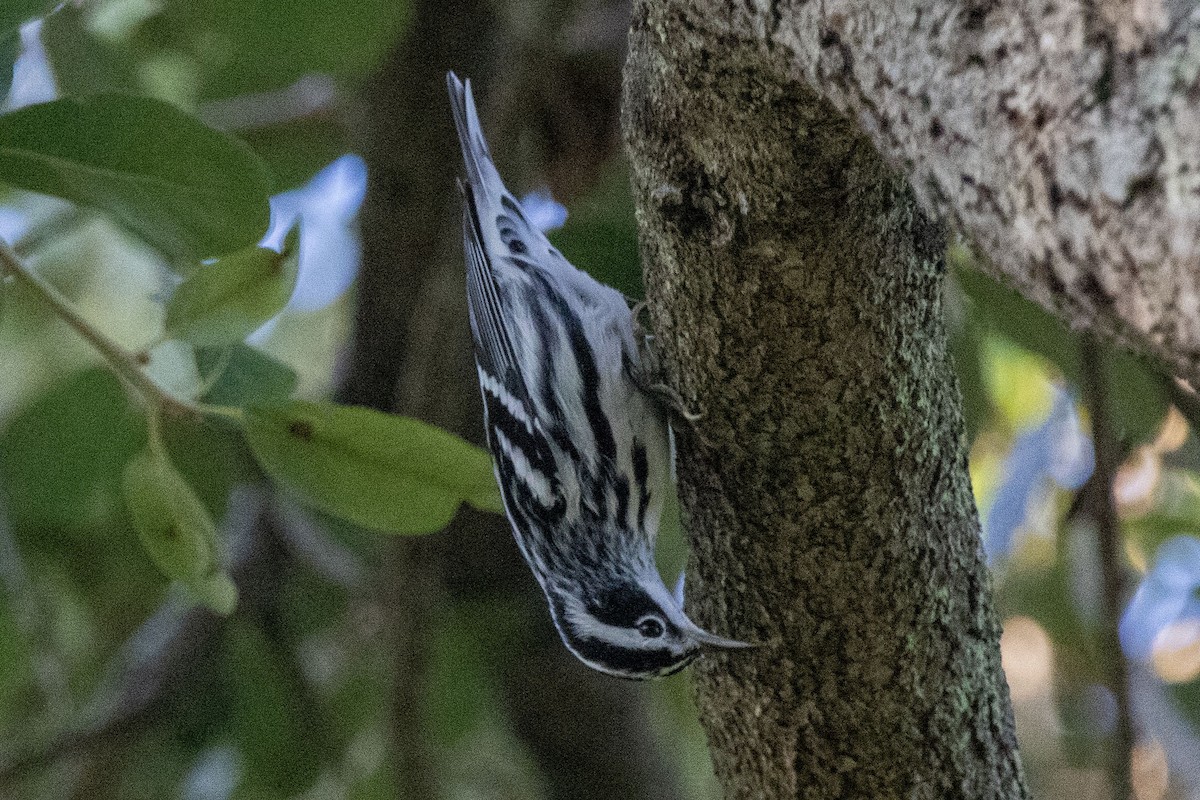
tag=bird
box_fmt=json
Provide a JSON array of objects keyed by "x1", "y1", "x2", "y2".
[{"x1": 447, "y1": 71, "x2": 749, "y2": 679}]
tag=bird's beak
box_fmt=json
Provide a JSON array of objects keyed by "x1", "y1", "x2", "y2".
[
  {"x1": 676, "y1": 614, "x2": 755, "y2": 649},
  {"x1": 647, "y1": 571, "x2": 756, "y2": 649}
]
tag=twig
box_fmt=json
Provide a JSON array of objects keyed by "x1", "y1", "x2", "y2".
[
  {"x1": 0, "y1": 237, "x2": 242, "y2": 425},
  {"x1": 10, "y1": 205, "x2": 87, "y2": 260},
  {"x1": 1080, "y1": 337, "x2": 1135, "y2": 799},
  {"x1": 0, "y1": 239, "x2": 176, "y2": 410}
]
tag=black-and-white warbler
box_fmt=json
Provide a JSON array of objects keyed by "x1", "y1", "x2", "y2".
[{"x1": 448, "y1": 72, "x2": 748, "y2": 679}]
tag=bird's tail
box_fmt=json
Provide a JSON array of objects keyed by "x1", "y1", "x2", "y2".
[{"x1": 446, "y1": 71, "x2": 500, "y2": 198}]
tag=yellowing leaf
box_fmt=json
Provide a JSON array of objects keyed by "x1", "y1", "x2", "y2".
[
  {"x1": 165, "y1": 233, "x2": 298, "y2": 346},
  {"x1": 243, "y1": 400, "x2": 502, "y2": 534}
]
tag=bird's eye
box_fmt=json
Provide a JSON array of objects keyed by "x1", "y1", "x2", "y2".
[{"x1": 635, "y1": 616, "x2": 665, "y2": 639}]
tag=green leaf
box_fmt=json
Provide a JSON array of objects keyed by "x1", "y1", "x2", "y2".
[
  {"x1": 161, "y1": 412, "x2": 258, "y2": 519},
  {"x1": 0, "y1": 93, "x2": 271, "y2": 259},
  {"x1": 164, "y1": 232, "x2": 298, "y2": 345},
  {"x1": 196, "y1": 343, "x2": 297, "y2": 407},
  {"x1": 0, "y1": 0, "x2": 55, "y2": 35},
  {"x1": 1106, "y1": 349, "x2": 1172, "y2": 446},
  {"x1": 224, "y1": 621, "x2": 324, "y2": 794},
  {"x1": 140, "y1": 0, "x2": 408, "y2": 100},
  {"x1": 0, "y1": 369, "x2": 142, "y2": 529},
  {"x1": 954, "y1": 258, "x2": 1082, "y2": 378},
  {"x1": 241, "y1": 114, "x2": 352, "y2": 192},
  {"x1": 39, "y1": 4, "x2": 137, "y2": 97},
  {"x1": 122, "y1": 437, "x2": 236, "y2": 614},
  {"x1": 243, "y1": 401, "x2": 503, "y2": 534}
]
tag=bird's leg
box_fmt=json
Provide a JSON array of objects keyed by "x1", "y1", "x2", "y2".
[{"x1": 628, "y1": 302, "x2": 704, "y2": 427}]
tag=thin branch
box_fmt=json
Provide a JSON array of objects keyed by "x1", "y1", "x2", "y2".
[
  {"x1": 1080, "y1": 337, "x2": 1135, "y2": 799},
  {"x1": 0, "y1": 237, "x2": 242, "y2": 425},
  {"x1": 0, "y1": 239, "x2": 163, "y2": 403},
  {"x1": 10, "y1": 205, "x2": 88, "y2": 259}
]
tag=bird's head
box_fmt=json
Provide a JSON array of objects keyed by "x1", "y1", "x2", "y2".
[{"x1": 544, "y1": 573, "x2": 750, "y2": 680}]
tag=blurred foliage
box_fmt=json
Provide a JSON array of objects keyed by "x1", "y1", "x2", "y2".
[
  {"x1": 953, "y1": 250, "x2": 1171, "y2": 446},
  {"x1": 0, "y1": 368, "x2": 142, "y2": 529},
  {"x1": 0, "y1": 1, "x2": 1199, "y2": 799},
  {"x1": 550, "y1": 160, "x2": 643, "y2": 299},
  {"x1": 0, "y1": 93, "x2": 272, "y2": 260}
]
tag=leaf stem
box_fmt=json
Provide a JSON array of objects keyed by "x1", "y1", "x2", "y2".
[{"x1": 0, "y1": 237, "x2": 229, "y2": 423}]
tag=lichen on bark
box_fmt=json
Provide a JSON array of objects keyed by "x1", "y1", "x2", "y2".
[{"x1": 622, "y1": 1, "x2": 1028, "y2": 796}]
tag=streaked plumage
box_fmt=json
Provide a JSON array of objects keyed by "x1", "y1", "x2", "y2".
[{"x1": 447, "y1": 72, "x2": 747, "y2": 679}]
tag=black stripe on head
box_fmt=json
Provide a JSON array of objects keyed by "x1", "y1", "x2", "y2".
[
  {"x1": 568, "y1": 635, "x2": 695, "y2": 681},
  {"x1": 586, "y1": 584, "x2": 673, "y2": 630},
  {"x1": 546, "y1": 590, "x2": 694, "y2": 680}
]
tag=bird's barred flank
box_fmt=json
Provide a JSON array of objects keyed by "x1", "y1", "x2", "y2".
[{"x1": 448, "y1": 71, "x2": 750, "y2": 679}]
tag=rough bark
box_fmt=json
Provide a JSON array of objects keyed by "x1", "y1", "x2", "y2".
[
  {"x1": 623, "y1": 2, "x2": 1027, "y2": 797},
  {"x1": 620, "y1": 0, "x2": 1200, "y2": 387}
]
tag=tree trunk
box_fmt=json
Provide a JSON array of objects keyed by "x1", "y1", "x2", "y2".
[
  {"x1": 620, "y1": 0, "x2": 1200, "y2": 388},
  {"x1": 622, "y1": 2, "x2": 1028, "y2": 797}
]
